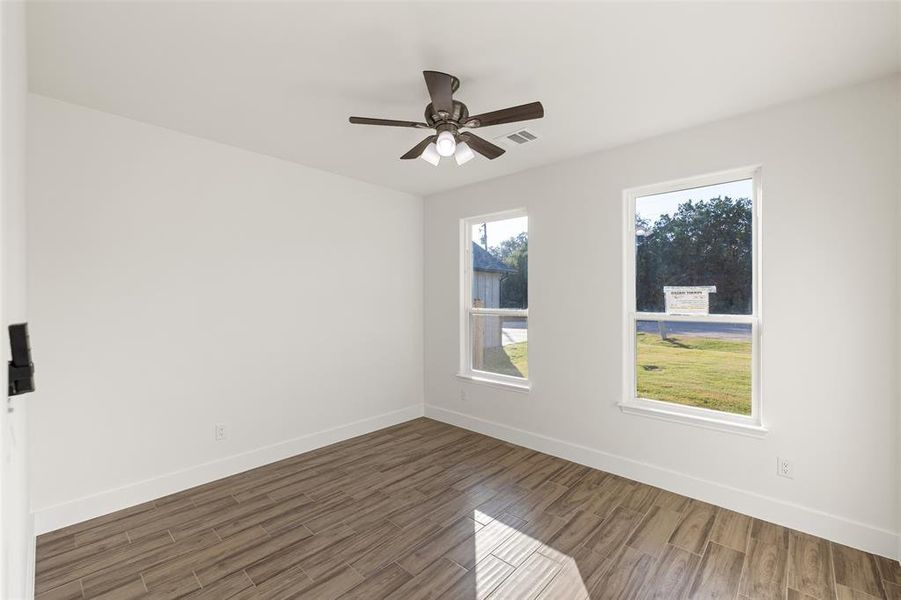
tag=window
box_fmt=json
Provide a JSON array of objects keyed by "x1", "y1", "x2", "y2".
[
  {"x1": 460, "y1": 211, "x2": 529, "y2": 389},
  {"x1": 622, "y1": 168, "x2": 764, "y2": 435}
]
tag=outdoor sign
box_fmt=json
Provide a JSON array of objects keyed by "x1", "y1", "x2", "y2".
[{"x1": 664, "y1": 286, "x2": 716, "y2": 315}]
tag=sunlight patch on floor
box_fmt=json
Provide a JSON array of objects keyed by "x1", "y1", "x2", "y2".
[{"x1": 470, "y1": 510, "x2": 590, "y2": 599}]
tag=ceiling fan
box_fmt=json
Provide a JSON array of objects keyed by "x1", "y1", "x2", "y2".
[{"x1": 349, "y1": 71, "x2": 544, "y2": 166}]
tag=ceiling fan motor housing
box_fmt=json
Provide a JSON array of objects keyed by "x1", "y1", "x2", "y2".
[
  {"x1": 434, "y1": 122, "x2": 458, "y2": 140},
  {"x1": 425, "y1": 100, "x2": 469, "y2": 127}
]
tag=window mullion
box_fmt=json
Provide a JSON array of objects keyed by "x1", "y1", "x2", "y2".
[{"x1": 470, "y1": 308, "x2": 528, "y2": 317}]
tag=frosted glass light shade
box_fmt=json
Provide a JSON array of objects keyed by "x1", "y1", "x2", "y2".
[
  {"x1": 420, "y1": 142, "x2": 441, "y2": 166},
  {"x1": 436, "y1": 131, "x2": 456, "y2": 157},
  {"x1": 454, "y1": 142, "x2": 475, "y2": 165}
]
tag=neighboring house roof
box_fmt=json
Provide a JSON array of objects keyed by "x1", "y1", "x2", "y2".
[{"x1": 472, "y1": 242, "x2": 516, "y2": 274}]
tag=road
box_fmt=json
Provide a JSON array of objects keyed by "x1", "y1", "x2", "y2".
[
  {"x1": 498, "y1": 319, "x2": 750, "y2": 346},
  {"x1": 501, "y1": 326, "x2": 528, "y2": 346},
  {"x1": 636, "y1": 320, "x2": 750, "y2": 340}
]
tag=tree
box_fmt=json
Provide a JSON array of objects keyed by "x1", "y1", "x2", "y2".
[
  {"x1": 490, "y1": 232, "x2": 528, "y2": 309},
  {"x1": 636, "y1": 196, "x2": 752, "y2": 315}
]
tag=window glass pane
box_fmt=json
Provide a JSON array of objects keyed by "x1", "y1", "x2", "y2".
[
  {"x1": 471, "y1": 217, "x2": 528, "y2": 310},
  {"x1": 636, "y1": 320, "x2": 751, "y2": 415},
  {"x1": 471, "y1": 315, "x2": 528, "y2": 379},
  {"x1": 635, "y1": 179, "x2": 752, "y2": 315}
]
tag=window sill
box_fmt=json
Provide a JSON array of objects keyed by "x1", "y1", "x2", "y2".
[
  {"x1": 456, "y1": 373, "x2": 531, "y2": 393},
  {"x1": 618, "y1": 399, "x2": 768, "y2": 438}
]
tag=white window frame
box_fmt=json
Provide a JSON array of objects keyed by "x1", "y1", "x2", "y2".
[
  {"x1": 458, "y1": 209, "x2": 530, "y2": 392},
  {"x1": 620, "y1": 167, "x2": 766, "y2": 437}
]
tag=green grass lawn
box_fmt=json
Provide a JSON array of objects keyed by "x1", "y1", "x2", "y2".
[
  {"x1": 477, "y1": 334, "x2": 749, "y2": 415},
  {"x1": 483, "y1": 342, "x2": 529, "y2": 379},
  {"x1": 636, "y1": 332, "x2": 751, "y2": 415}
]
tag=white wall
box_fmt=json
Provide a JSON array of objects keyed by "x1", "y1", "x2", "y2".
[
  {"x1": 1, "y1": 2, "x2": 33, "y2": 598},
  {"x1": 424, "y1": 76, "x2": 901, "y2": 557},
  {"x1": 26, "y1": 95, "x2": 423, "y2": 532}
]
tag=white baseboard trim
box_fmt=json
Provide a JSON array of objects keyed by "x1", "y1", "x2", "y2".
[
  {"x1": 33, "y1": 404, "x2": 424, "y2": 535},
  {"x1": 424, "y1": 404, "x2": 899, "y2": 560}
]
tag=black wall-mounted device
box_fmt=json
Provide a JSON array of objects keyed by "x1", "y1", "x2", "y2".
[{"x1": 8, "y1": 323, "x2": 35, "y2": 396}]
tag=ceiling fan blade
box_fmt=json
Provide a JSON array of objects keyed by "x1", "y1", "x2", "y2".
[
  {"x1": 459, "y1": 133, "x2": 505, "y2": 160},
  {"x1": 349, "y1": 116, "x2": 429, "y2": 128},
  {"x1": 400, "y1": 136, "x2": 436, "y2": 160},
  {"x1": 463, "y1": 101, "x2": 544, "y2": 128},
  {"x1": 423, "y1": 70, "x2": 455, "y2": 115}
]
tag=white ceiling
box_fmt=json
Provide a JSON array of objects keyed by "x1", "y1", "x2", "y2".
[{"x1": 27, "y1": 2, "x2": 900, "y2": 196}]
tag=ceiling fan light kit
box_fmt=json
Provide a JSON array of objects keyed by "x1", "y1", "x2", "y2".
[
  {"x1": 421, "y1": 142, "x2": 441, "y2": 166},
  {"x1": 454, "y1": 142, "x2": 475, "y2": 166},
  {"x1": 436, "y1": 130, "x2": 456, "y2": 157},
  {"x1": 349, "y1": 70, "x2": 544, "y2": 166}
]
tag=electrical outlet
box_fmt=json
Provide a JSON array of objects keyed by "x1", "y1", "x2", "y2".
[
  {"x1": 777, "y1": 457, "x2": 793, "y2": 479},
  {"x1": 214, "y1": 423, "x2": 228, "y2": 441},
  {"x1": 460, "y1": 390, "x2": 468, "y2": 402}
]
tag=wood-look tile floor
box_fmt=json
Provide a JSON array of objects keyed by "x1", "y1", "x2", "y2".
[{"x1": 36, "y1": 418, "x2": 899, "y2": 600}]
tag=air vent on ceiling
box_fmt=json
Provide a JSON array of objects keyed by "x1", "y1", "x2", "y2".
[{"x1": 495, "y1": 128, "x2": 540, "y2": 147}]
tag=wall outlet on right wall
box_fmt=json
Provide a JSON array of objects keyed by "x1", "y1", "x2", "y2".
[{"x1": 777, "y1": 457, "x2": 793, "y2": 479}]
